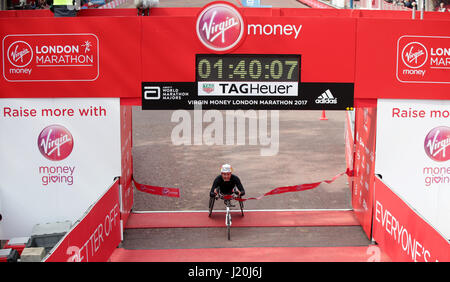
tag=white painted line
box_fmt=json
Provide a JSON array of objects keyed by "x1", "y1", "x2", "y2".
[{"x1": 132, "y1": 208, "x2": 353, "y2": 214}]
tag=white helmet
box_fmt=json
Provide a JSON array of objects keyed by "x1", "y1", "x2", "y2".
[{"x1": 220, "y1": 164, "x2": 232, "y2": 173}]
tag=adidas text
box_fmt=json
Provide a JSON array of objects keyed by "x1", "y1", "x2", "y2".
[{"x1": 315, "y1": 89, "x2": 337, "y2": 104}]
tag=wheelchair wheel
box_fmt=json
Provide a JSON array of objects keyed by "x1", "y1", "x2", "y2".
[
  {"x1": 226, "y1": 212, "x2": 231, "y2": 240},
  {"x1": 239, "y1": 200, "x2": 244, "y2": 217},
  {"x1": 208, "y1": 196, "x2": 215, "y2": 217}
]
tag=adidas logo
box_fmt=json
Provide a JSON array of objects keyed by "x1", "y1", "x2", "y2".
[{"x1": 315, "y1": 89, "x2": 337, "y2": 104}]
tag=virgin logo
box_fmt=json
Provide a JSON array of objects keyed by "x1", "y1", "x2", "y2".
[
  {"x1": 424, "y1": 126, "x2": 450, "y2": 162},
  {"x1": 7, "y1": 40, "x2": 33, "y2": 68},
  {"x1": 401, "y1": 42, "x2": 428, "y2": 69},
  {"x1": 38, "y1": 125, "x2": 74, "y2": 161},
  {"x1": 196, "y1": 2, "x2": 245, "y2": 52}
]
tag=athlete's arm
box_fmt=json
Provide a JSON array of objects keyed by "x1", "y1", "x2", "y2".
[
  {"x1": 234, "y1": 176, "x2": 245, "y2": 196},
  {"x1": 210, "y1": 176, "x2": 221, "y2": 196}
]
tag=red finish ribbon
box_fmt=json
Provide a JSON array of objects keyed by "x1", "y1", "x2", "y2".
[
  {"x1": 237, "y1": 168, "x2": 354, "y2": 202},
  {"x1": 132, "y1": 169, "x2": 353, "y2": 200},
  {"x1": 132, "y1": 178, "x2": 180, "y2": 198}
]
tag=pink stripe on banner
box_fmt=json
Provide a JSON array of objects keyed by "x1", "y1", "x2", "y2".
[
  {"x1": 98, "y1": 0, "x2": 128, "y2": 9},
  {"x1": 383, "y1": 2, "x2": 410, "y2": 10},
  {"x1": 296, "y1": 0, "x2": 332, "y2": 9}
]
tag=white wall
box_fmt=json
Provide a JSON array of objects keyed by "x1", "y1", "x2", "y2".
[
  {"x1": 0, "y1": 98, "x2": 121, "y2": 239},
  {"x1": 375, "y1": 99, "x2": 450, "y2": 239}
]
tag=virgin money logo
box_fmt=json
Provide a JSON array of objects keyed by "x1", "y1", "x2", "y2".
[
  {"x1": 401, "y1": 42, "x2": 428, "y2": 69},
  {"x1": 424, "y1": 126, "x2": 450, "y2": 162},
  {"x1": 38, "y1": 125, "x2": 74, "y2": 161},
  {"x1": 196, "y1": 2, "x2": 245, "y2": 52},
  {"x1": 7, "y1": 40, "x2": 33, "y2": 68}
]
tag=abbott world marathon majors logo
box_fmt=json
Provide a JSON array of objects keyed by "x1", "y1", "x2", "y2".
[
  {"x1": 2, "y1": 34, "x2": 99, "y2": 81},
  {"x1": 397, "y1": 35, "x2": 450, "y2": 83},
  {"x1": 196, "y1": 2, "x2": 245, "y2": 52}
]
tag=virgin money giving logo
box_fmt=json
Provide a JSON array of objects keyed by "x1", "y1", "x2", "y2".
[
  {"x1": 196, "y1": 2, "x2": 245, "y2": 52},
  {"x1": 37, "y1": 125, "x2": 74, "y2": 161},
  {"x1": 424, "y1": 126, "x2": 450, "y2": 162}
]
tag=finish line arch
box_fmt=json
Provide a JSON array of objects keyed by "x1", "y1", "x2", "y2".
[{"x1": 1, "y1": 5, "x2": 448, "y2": 102}]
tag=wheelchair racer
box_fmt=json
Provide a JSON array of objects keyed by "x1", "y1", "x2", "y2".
[{"x1": 210, "y1": 164, "x2": 245, "y2": 198}]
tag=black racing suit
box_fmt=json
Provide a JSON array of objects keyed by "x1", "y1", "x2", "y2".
[{"x1": 210, "y1": 174, "x2": 245, "y2": 197}]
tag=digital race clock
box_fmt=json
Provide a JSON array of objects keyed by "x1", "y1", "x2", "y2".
[
  {"x1": 196, "y1": 54, "x2": 301, "y2": 82},
  {"x1": 142, "y1": 53, "x2": 353, "y2": 110}
]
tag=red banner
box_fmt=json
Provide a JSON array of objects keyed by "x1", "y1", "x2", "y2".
[
  {"x1": 352, "y1": 106, "x2": 377, "y2": 239},
  {"x1": 345, "y1": 111, "x2": 355, "y2": 190},
  {"x1": 0, "y1": 17, "x2": 141, "y2": 98},
  {"x1": 120, "y1": 105, "x2": 133, "y2": 225},
  {"x1": 1, "y1": 9, "x2": 449, "y2": 101},
  {"x1": 133, "y1": 178, "x2": 181, "y2": 198},
  {"x1": 3, "y1": 33, "x2": 99, "y2": 82},
  {"x1": 355, "y1": 18, "x2": 449, "y2": 100},
  {"x1": 44, "y1": 180, "x2": 121, "y2": 262},
  {"x1": 373, "y1": 176, "x2": 450, "y2": 262},
  {"x1": 141, "y1": 15, "x2": 356, "y2": 84}
]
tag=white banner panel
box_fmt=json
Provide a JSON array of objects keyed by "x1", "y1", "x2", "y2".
[
  {"x1": 375, "y1": 99, "x2": 450, "y2": 239},
  {"x1": 197, "y1": 82, "x2": 298, "y2": 96},
  {"x1": 0, "y1": 98, "x2": 121, "y2": 239}
]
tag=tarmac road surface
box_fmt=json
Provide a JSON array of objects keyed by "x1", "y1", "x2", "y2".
[
  {"x1": 132, "y1": 110, "x2": 352, "y2": 212},
  {"x1": 125, "y1": 109, "x2": 369, "y2": 252}
]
